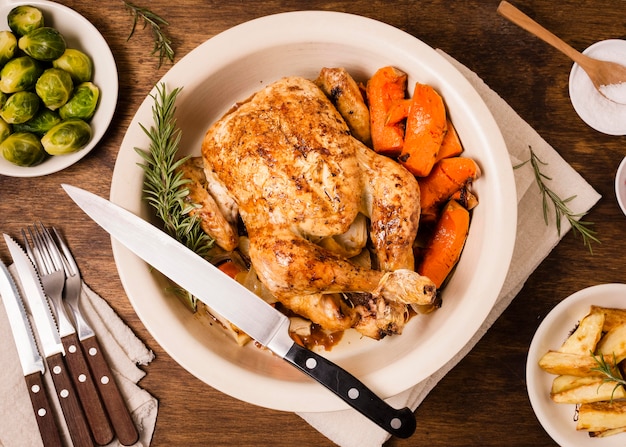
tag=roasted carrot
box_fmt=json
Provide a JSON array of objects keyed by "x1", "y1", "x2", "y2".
[
  {"x1": 217, "y1": 260, "x2": 243, "y2": 279},
  {"x1": 417, "y1": 200, "x2": 470, "y2": 289},
  {"x1": 435, "y1": 119, "x2": 463, "y2": 162},
  {"x1": 366, "y1": 66, "x2": 407, "y2": 156},
  {"x1": 398, "y1": 83, "x2": 447, "y2": 177},
  {"x1": 386, "y1": 98, "x2": 411, "y2": 126},
  {"x1": 418, "y1": 156, "x2": 480, "y2": 220}
]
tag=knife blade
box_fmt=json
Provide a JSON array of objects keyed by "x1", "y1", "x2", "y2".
[
  {"x1": 4, "y1": 234, "x2": 94, "y2": 447},
  {"x1": 62, "y1": 183, "x2": 417, "y2": 438},
  {"x1": 0, "y1": 259, "x2": 62, "y2": 447}
]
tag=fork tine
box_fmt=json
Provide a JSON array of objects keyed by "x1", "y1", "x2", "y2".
[
  {"x1": 51, "y1": 227, "x2": 79, "y2": 278},
  {"x1": 24, "y1": 226, "x2": 51, "y2": 275},
  {"x1": 36, "y1": 223, "x2": 66, "y2": 274}
]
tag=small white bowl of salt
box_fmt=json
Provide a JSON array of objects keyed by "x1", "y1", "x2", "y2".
[{"x1": 569, "y1": 39, "x2": 626, "y2": 135}]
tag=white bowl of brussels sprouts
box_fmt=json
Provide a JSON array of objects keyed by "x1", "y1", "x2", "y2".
[{"x1": 0, "y1": 0, "x2": 117, "y2": 177}]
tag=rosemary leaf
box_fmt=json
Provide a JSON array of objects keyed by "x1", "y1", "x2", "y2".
[
  {"x1": 591, "y1": 352, "x2": 626, "y2": 401},
  {"x1": 514, "y1": 146, "x2": 599, "y2": 253},
  {"x1": 135, "y1": 83, "x2": 214, "y2": 311},
  {"x1": 122, "y1": 1, "x2": 174, "y2": 67}
]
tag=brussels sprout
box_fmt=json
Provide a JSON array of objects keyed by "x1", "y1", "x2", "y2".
[
  {"x1": 14, "y1": 108, "x2": 61, "y2": 136},
  {"x1": 59, "y1": 82, "x2": 99, "y2": 120},
  {"x1": 36, "y1": 68, "x2": 73, "y2": 110},
  {"x1": 7, "y1": 6, "x2": 44, "y2": 37},
  {"x1": 0, "y1": 92, "x2": 7, "y2": 109},
  {"x1": 1, "y1": 132, "x2": 46, "y2": 166},
  {"x1": 41, "y1": 119, "x2": 91, "y2": 155},
  {"x1": 0, "y1": 56, "x2": 43, "y2": 93},
  {"x1": 0, "y1": 117, "x2": 11, "y2": 143},
  {"x1": 18, "y1": 27, "x2": 66, "y2": 62},
  {"x1": 0, "y1": 91, "x2": 39, "y2": 124},
  {"x1": 0, "y1": 31, "x2": 17, "y2": 67},
  {"x1": 52, "y1": 49, "x2": 93, "y2": 83}
]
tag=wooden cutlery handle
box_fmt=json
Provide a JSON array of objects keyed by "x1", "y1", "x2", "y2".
[
  {"x1": 62, "y1": 332, "x2": 114, "y2": 445},
  {"x1": 82, "y1": 334, "x2": 140, "y2": 446},
  {"x1": 47, "y1": 352, "x2": 94, "y2": 447},
  {"x1": 24, "y1": 372, "x2": 62, "y2": 447}
]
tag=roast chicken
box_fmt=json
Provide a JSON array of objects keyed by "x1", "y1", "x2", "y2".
[{"x1": 189, "y1": 75, "x2": 437, "y2": 340}]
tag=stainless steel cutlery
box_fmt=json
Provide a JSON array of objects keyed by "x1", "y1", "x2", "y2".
[
  {"x1": 0, "y1": 258, "x2": 62, "y2": 447},
  {"x1": 5, "y1": 233, "x2": 94, "y2": 447},
  {"x1": 52, "y1": 226, "x2": 139, "y2": 446},
  {"x1": 24, "y1": 224, "x2": 114, "y2": 446},
  {"x1": 2, "y1": 225, "x2": 139, "y2": 446}
]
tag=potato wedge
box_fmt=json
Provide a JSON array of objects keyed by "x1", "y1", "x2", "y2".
[
  {"x1": 590, "y1": 306, "x2": 626, "y2": 332},
  {"x1": 597, "y1": 324, "x2": 626, "y2": 363},
  {"x1": 577, "y1": 400, "x2": 626, "y2": 432},
  {"x1": 559, "y1": 309, "x2": 604, "y2": 355},
  {"x1": 551, "y1": 379, "x2": 626, "y2": 404},
  {"x1": 551, "y1": 374, "x2": 602, "y2": 394},
  {"x1": 538, "y1": 351, "x2": 614, "y2": 377}
]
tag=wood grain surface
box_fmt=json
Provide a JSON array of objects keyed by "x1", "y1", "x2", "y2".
[{"x1": 1, "y1": 1, "x2": 625, "y2": 446}]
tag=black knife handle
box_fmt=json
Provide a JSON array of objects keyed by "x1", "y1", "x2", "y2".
[
  {"x1": 24, "y1": 372, "x2": 62, "y2": 447},
  {"x1": 81, "y1": 334, "x2": 139, "y2": 446},
  {"x1": 47, "y1": 352, "x2": 94, "y2": 447},
  {"x1": 284, "y1": 343, "x2": 416, "y2": 438},
  {"x1": 62, "y1": 332, "x2": 114, "y2": 445}
]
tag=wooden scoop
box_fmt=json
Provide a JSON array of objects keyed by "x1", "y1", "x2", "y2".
[{"x1": 498, "y1": 1, "x2": 626, "y2": 104}]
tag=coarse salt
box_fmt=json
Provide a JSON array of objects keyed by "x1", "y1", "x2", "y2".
[
  {"x1": 600, "y1": 81, "x2": 626, "y2": 105},
  {"x1": 568, "y1": 39, "x2": 626, "y2": 135}
]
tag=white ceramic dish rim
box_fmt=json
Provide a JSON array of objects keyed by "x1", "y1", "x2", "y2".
[
  {"x1": 0, "y1": 0, "x2": 118, "y2": 177},
  {"x1": 526, "y1": 283, "x2": 626, "y2": 447},
  {"x1": 109, "y1": 10, "x2": 517, "y2": 412},
  {"x1": 615, "y1": 156, "x2": 626, "y2": 216}
]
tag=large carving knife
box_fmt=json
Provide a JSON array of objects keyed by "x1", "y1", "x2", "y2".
[
  {"x1": 0, "y1": 259, "x2": 62, "y2": 447},
  {"x1": 4, "y1": 234, "x2": 94, "y2": 447},
  {"x1": 62, "y1": 183, "x2": 417, "y2": 439}
]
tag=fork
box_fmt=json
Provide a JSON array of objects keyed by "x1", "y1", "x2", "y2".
[
  {"x1": 26, "y1": 223, "x2": 114, "y2": 446},
  {"x1": 52, "y1": 227, "x2": 140, "y2": 446}
]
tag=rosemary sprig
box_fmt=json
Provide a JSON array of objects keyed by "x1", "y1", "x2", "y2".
[
  {"x1": 591, "y1": 352, "x2": 626, "y2": 401},
  {"x1": 515, "y1": 146, "x2": 599, "y2": 253},
  {"x1": 122, "y1": 1, "x2": 174, "y2": 67},
  {"x1": 135, "y1": 83, "x2": 213, "y2": 310}
]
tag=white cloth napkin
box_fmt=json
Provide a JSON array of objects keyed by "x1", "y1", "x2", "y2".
[
  {"x1": 297, "y1": 50, "x2": 602, "y2": 446},
  {"x1": 0, "y1": 268, "x2": 158, "y2": 447}
]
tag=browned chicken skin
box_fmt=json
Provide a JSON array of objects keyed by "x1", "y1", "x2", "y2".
[{"x1": 199, "y1": 76, "x2": 437, "y2": 339}]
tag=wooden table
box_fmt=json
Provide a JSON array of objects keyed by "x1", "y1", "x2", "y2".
[{"x1": 1, "y1": 1, "x2": 624, "y2": 445}]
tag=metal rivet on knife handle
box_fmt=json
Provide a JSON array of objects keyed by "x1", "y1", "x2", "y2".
[
  {"x1": 0, "y1": 258, "x2": 63, "y2": 447},
  {"x1": 284, "y1": 343, "x2": 417, "y2": 438},
  {"x1": 46, "y1": 352, "x2": 94, "y2": 447},
  {"x1": 62, "y1": 184, "x2": 416, "y2": 438},
  {"x1": 62, "y1": 332, "x2": 114, "y2": 445},
  {"x1": 26, "y1": 223, "x2": 114, "y2": 445},
  {"x1": 82, "y1": 334, "x2": 139, "y2": 446},
  {"x1": 25, "y1": 372, "x2": 63, "y2": 447}
]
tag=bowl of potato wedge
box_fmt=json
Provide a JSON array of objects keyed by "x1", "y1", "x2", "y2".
[
  {"x1": 110, "y1": 11, "x2": 516, "y2": 412},
  {"x1": 527, "y1": 283, "x2": 626, "y2": 446}
]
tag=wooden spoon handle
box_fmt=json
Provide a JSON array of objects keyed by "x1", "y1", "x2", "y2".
[{"x1": 497, "y1": 1, "x2": 589, "y2": 66}]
